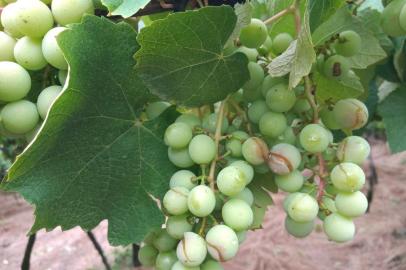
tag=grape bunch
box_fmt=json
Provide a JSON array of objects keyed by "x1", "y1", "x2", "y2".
[
  {"x1": 0, "y1": 0, "x2": 94, "y2": 140},
  {"x1": 139, "y1": 18, "x2": 371, "y2": 269}
]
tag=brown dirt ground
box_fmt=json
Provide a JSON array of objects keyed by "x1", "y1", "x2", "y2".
[{"x1": 1, "y1": 139, "x2": 406, "y2": 270}]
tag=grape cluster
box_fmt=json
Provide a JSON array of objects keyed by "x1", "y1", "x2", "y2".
[
  {"x1": 382, "y1": 0, "x2": 406, "y2": 37},
  {"x1": 0, "y1": 0, "x2": 94, "y2": 140},
  {"x1": 139, "y1": 19, "x2": 371, "y2": 269}
]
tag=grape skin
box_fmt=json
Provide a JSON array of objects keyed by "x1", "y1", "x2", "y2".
[
  {"x1": 171, "y1": 261, "x2": 200, "y2": 270},
  {"x1": 334, "y1": 30, "x2": 362, "y2": 57},
  {"x1": 275, "y1": 170, "x2": 304, "y2": 192},
  {"x1": 335, "y1": 191, "x2": 368, "y2": 217},
  {"x1": 187, "y1": 185, "x2": 216, "y2": 217},
  {"x1": 166, "y1": 214, "x2": 194, "y2": 240},
  {"x1": 1, "y1": 100, "x2": 39, "y2": 134},
  {"x1": 164, "y1": 122, "x2": 193, "y2": 149},
  {"x1": 51, "y1": 0, "x2": 95, "y2": 26},
  {"x1": 188, "y1": 134, "x2": 216, "y2": 165},
  {"x1": 248, "y1": 100, "x2": 269, "y2": 124},
  {"x1": 336, "y1": 136, "x2": 370, "y2": 165},
  {"x1": 243, "y1": 62, "x2": 264, "y2": 91},
  {"x1": 201, "y1": 260, "x2": 224, "y2": 270},
  {"x1": 272, "y1": 33, "x2": 293, "y2": 54},
  {"x1": 285, "y1": 216, "x2": 314, "y2": 238},
  {"x1": 230, "y1": 160, "x2": 254, "y2": 184},
  {"x1": 0, "y1": 31, "x2": 16, "y2": 61},
  {"x1": 217, "y1": 166, "x2": 247, "y2": 196},
  {"x1": 42, "y1": 27, "x2": 69, "y2": 70},
  {"x1": 286, "y1": 193, "x2": 319, "y2": 223},
  {"x1": 265, "y1": 83, "x2": 296, "y2": 113},
  {"x1": 168, "y1": 147, "x2": 194, "y2": 168},
  {"x1": 323, "y1": 55, "x2": 350, "y2": 79},
  {"x1": 163, "y1": 187, "x2": 189, "y2": 215},
  {"x1": 0, "y1": 61, "x2": 31, "y2": 102},
  {"x1": 231, "y1": 187, "x2": 254, "y2": 206},
  {"x1": 333, "y1": 99, "x2": 368, "y2": 130},
  {"x1": 268, "y1": 143, "x2": 301, "y2": 175},
  {"x1": 330, "y1": 162, "x2": 365, "y2": 192},
  {"x1": 239, "y1": 18, "x2": 268, "y2": 48},
  {"x1": 169, "y1": 170, "x2": 197, "y2": 190},
  {"x1": 323, "y1": 213, "x2": 355, "y2": 243},
  {"x1": 176, "y1": 114, "x2": 201, "y2": 129},
  {"x1": 222, "y1": 199, "x2": 253, "y2": 231},
  {"x1": 241, "y1": 137, "x2": 269, "y2": 165},
  {"x1": 153, "y1": 229, "x2": 178, "y2": 252},
  {"x1": 259, "y1": 111, "x2": 287, "y2": 138},
  {"x1": 205, "y1": 225, "x2": 239, "y2": 262},
  {"x1": 1, "y1": 3, "x2": 23, "y2": 38},
  {"x1": 138, "y1": 244, "x2": 159, "y2": 267},
  {"x1": 37, "y1": 85, "x2": 63, "y2": 119},
  {"x1": 176, "y1": 232, "x2": 207, "y2": 267},
  {"x1": 299, "y1": 124, "x2": 330, "y2": 153},
  {"x1": 155, "y1": 251, "x2": 177, "y2": 270},
  {"x1": 14, "y1": 36, "x2": 47, "y2": 70}
]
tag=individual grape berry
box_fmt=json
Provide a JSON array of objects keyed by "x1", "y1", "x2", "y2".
[
  {"x1": 265, "y1": 83, "x2": 296, "y2": 113},
  {"x1": 205, "y1": 225, "x2": 239, "y2": 262},
  {"x1": 164, "y1": 122, "x2": 193, "y2": 149},
  {"x1": 1, "y1": 3, "x2": 23, "y2": 38},
  {"x1": 286, "y1": 193, "x2": 319, "y2": 222},
  {"x1": 187, "y1": 185, "x2": 216, "y2": 217},
  {"x1": 14, "y1": 36, "x2": 47, "y2": 71},
  {"x1": 202, "y1": 113, "x2": 229, "y2": 133},
  {"x1": 336, "y1": 136, "x2": 370, "y2": 165},
  {"x1": 293, "y1": 98, "x2": 311, "y2": 114},
  {"x1": 217, "y1": 166, "x2": 247, "y2": 196},
  {"x1": 163, "y1": 187, "x2": 189, "y2": 215},
  {"x1": 241, "y1": 137, "x2": 269, "y2": 165},
  {"x1": 230, "y1": 160, "x2": 254, "y2": 184},
  {"x1": 334, "y1": 30, "x2": 362, "y2": 57},
  {"x1": 156, "y1": 251, "x2": 177, "y2": 270},
  {"x1": 275, "y1": 170, "x2": 304, "y2": 192},
  {"x1": 1, "y1": 100, "x2": 39, "y2": 134},
  {"x1": 272, "y1": 126, "x2": 296, "y2": 145},
  {"x1": 320, "y1": 107, "x2": 341, "y2": 130},
  {"x1": 330, "y1": 162, "x2": 365, "y2": 192},
  {"x1": 166, "y1": 214, "x2": 194, "y2": 240},
  {"x1": 225, "y1": 131, "x2": 249, "y2": 158},
  {"x1": 42, "y1": 27, "x2": 69, "y2": 70},
  {"x1": 201, "y1": 259, "x2": 224, "y2": 270},
  {"x1": 0, "y1": 31, "x2": 16, "y2": 61},
  {"x1": 333, "y1": 98, "x2": 368, "y2": 130},
  {"x1": 188, "y1": 134, "x2": 216, "y2": 165},
  {"x1": 0, "y1": 61, "x2": 31, "y2": 102},
  {"x1": 169, "y1": 170, "x2": 197, "y2": 190},
  {"x1": 335, "y1": 191, "x2": 368, "y2": 218},
  {"x1": 381, "y1": 0, "x2": 406, "y2": 37},
  {"x1": 299, "y1": 124, "x2": 330, "y2": 153},
  {"x1": 268, "y1": 143, "x2": 301, "y2": 175},
  {"x1": 323, "y1": 213, "x2": 355, "y2": 243},
  {"x1": 323, "y1": 55, "x2": 350, "y2": 79},
  {"x1": 259, "y1": 111, "x2": 287, "y2": 138},
  {"x1": 138, "y1": 244, "x2": 159, "y2": 267},
  {"x1": 272, "y1": 33, "x2": 293, "y2": 54},
  {"x1": 239, "y1": 18, "x2": 268, "y2": 48},
  {"x1": 248, "y1": 100, "x2": 269, "y2": 124},
  {"x1": 261, "y1": 75, "x2": 287, "y2": 98},
  {"x1": 235, "y1": 46, "x2": 258, "y2": 62},
  {"x1": 176, "y1": 232, "x2": 207, "y2": 267},
  {"x1": 222, "y1": 199, "x2": 253, "y2": 231},
  {"x1": 143, "y1": 228, "x2": 161, "y2": 245},
  {"x1": 231, "y1": 187, "x2": 254, "y2": 206},
  {"x1": 37, "y1": 85, "x2": 63, "y2": 119},
  {"x1": 176, "y1": 113, "x2": 201, "y2": 129},
  {"x1": 52, "y1": 0, "x2": 94, "y2": 26},
  {"x1": 284, "y1": 216, "x2": 314, "y2": 238},
  {"x1": 400, "y1": 4, "x2": 406, "y2": 31},
  {"x1": 153, "y1": 229, "x2": 178, "y2": 252},
  {"x1": 283, "y1": 193, "x2": 300, "y2": 212},
  {"x1": 168, "y1": 147, "x2": 194, "y2": 168},
  {"x1": 243, "y1": 62, "x2": 264, "y2": 91},
  {"x1": 172, "y1": 261, "x2": 200, "y2": 270}
]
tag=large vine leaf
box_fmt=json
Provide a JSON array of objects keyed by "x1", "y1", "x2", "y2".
[
  {"x1": 135, "y1": 6, "x2": 249, "y2": 107},
  {"x1": 101, "y1": 0, "x2": 151, "y2": 18},
  {"x1": 227, "y1": 1, "x2": 253, "y2": 45},
  {"x1": 308, "y1": 0, "x2": 345, "y2": 31},
  {"x1": 0, "y1": 16, "x2": 177, "y2": 246}
]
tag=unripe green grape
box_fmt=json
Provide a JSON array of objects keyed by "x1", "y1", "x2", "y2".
[
  {"x1": 202, "y1": 113, "x2": 228, "y2": 133},
  {"x1": 239, "y1": 18, "x2": 268, "y2": 48},
  {"x1": 165, "y1": 122, "x2": 193, "y2": 149},
  {"x1": 143, "y1": 228, "x2": 160, "y2": 245},
  {"x1": 248, "y1": 99, "x2": 269, "y2": 124},
  {"x1": 322, "y1": 196, "x2": 337, "y2": 213},
  {"x1": 138, "y1": 244, "x2": 159, "y2": 267},
  {"x1": 42, "y1": 27, "x2": 68, "y2": 70},
  {"x1": 323, "y1": 55, "x2": 350, "y2": 79},
  {"x1": 286, "y1": 193, "x2": 319, "y2": 222},
  {"x1": 153, "y1": 229, "x2": 178, "y2": 252},
  {"x1": 243, "y1": 62, "x2": 264, "y2": 91},
  {"x1": 0, "y1": 61, "x2": 31, "y2": 102},
  {"x1": 222, "y1": 199, "x2": 253, "y2": 231},
  {"x1": 335, "y1": 191, "x2": 368, "y2": 217},
  {"x1": 400, "y1": 4, "x2": 406, "y2": 31},
  {"x1": 217, "y1": 166, "x2": 247, "y2": 196},
  {"x1": 284, "y1": 216, "x2": 314, "y2": 238},
  {"x1": 336, "y1": 136, "x2": 370, "y2": 165},
  {"x1": 205, "y1": 225, "x2": 239, "y2": 261},
  {"x1": 1, "y1": 100, "x2": 39, "y2": 134},
  {"x1": 330, "y1": 162, "x2": 365, "y2": 192},
  {"x1": 168, "y1": 147, "x2": 195, "y2": 168},
  {"x1": 231, "y1": 187, "x2": 254, "y2": 206},
  {"x1": 260, "y1": 36, "x2": 273, "y2": 52},
  {"x1": 188, "y1": 185, "x2": 216, "y2": 217},
  {"x1": 268, "y1": 143, "x2": 301, "y2": 175},
  {"x1": 176, "y1": 113, "x2": 201, "y2": 129},
  {"x1": 283, "y1": 193, "x2": 300, "y2": 212},
  {"x1": 156, "y1": 251, "x2": 177, "y2": 270},
  {"x1": 226, "y1": 131, "x2": 249, "y2": 158},
  {"x1": 272, "y1": 33, "x2": 293, "y2": 54},
  {"x1": 242, "y1": 137, "x2": 269, "y2": 165},
  {"x1": 171, "y1": 261, "x2": 200, "y2": 270},
  {"x1": 299, "y1": 124, "x2": 330, "y2": 153},
  {"x1": 273, "y1": 126, "x2": 296, "y2": 145},
  {"x1": 146, "y1": 101, "x2": 170, "y2": 120},
  {"x1": 14, "y1": 36, "x2": 47, "y2": 70},
  {"x1": 201, "y1": 260, "x2": 224, "y2": 270},
  {"x1": 265, "y1": 83, "x2": 296, "y2": 113},
  {"x1": 333, "y1": 99, "x2": 368, "y2": 130},
  {"x1": 176, "y1": 232, "x2": 207, "y2": 267},
  {"x1": 14, "y1": 0, "x2": 53, "y2": 38},
  {"x1": 323, "y1": 213, "x2": 355, "y2": 243},
  {"x1": 51, "y1": 0, "x2": 94, "y2": 26},
  {"x1": 261, "y1": 75, "x2": 287, "y2": 98},
  {"x1": 230, "y1": 160, "x2": 254, "y2": 184},
  {"x1": 381, "y1": 0, "x2": 406, "y2": 37},
  {"x1": 37, "y1": 85, "x2": 63, "y2": 119},
  {"x1": 320, "y1": 107, "x2": 341, "y2": 130},
  {"x1": 334, "y1": 30, "x2": 362, "y2": 57},
  {"x1": 170, "y1": 170, "x2": 197, "y2": 190},
  {"x1": 275, "y1": 170, "x2": 304, "y2": 192},
  {"x1": 58, "y1": 69, "x2": 68, "y2": 86},
  {"x1": 235, "y1": 46, "x2": 258, "y2": 62},
  {"x1": 0, "y1": 31, "x2": 16, "y2": 61},
  {"x1": 259, "y1": 111, "x2": 287, "y2": 138},
  {"x1": 293, "y1": 98, "x2": 311, "y2": 114},
  {"x1": 163, "y1": 187, "x2": 189, "y2": 215},
  {"x1": 1, "y1": 3, "x2": 23, "y2": 38},
  {"x1": 166, "y1": 214, "x2": 194, "y2": 240},
  {"x1": 188, "y1": 134, "x2": 216, "y2": 164}
]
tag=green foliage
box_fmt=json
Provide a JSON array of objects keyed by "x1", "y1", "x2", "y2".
[{"x1": 101, "y1": 0, "x2": 151, "y2": 18}]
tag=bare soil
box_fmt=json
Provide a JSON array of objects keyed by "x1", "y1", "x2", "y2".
[{"x1": 1, "y1": 139, "x2": 406, "y2": 270}]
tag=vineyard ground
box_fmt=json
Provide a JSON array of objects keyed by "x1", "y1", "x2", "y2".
[{"x1": 1, "y1": 140, "x2": 406, "y2": 270}]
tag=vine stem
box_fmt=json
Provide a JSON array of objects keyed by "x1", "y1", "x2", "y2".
[
  {"x1": 293, "y1": 0, "x2": 302, "y2": 36},
  {"x1": 263, "y1": 5, "x2": 295, "y2": 25},
  {"x1": 316, "y1": 153, "x2": 327, "y2": 202},
  {"x1": 304, "y1": 76, "x2": 318, "y2": 123}
]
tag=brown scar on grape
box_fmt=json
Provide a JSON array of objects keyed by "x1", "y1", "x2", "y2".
[{"x1": 332, "y1": 62, "x2": 342, "y2": 77}]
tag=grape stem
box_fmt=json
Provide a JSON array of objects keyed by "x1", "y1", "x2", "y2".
[
  {"x1": 316, "y1": 153, "x2": 327, "y2": 202},
  {"x1": 293, "y1": 0, "x2": 302, "y2": 36},
  {"x1": 304, "y1": 76, "x2": 318, "y2": 123},
  {"x1": 198, "y1": 217, "x2": 207, "y2": 236},
  {"x1": 263, "y1": 5, "x2": 295, "y2": 25}
]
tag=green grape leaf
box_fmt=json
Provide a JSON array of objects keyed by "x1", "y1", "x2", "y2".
[
  {"x1": 0, "y1": 16, "x2": 177, "y2": 246},
  {"x1": 135, "y1": 6, "x2": 249, "y2": 107},
  {"x1": 268, "y1": 0, "x2": 305, "y2": 38},
  {"x1": 308, "y1": 0, "x2": 345, "y2": 31},
  {"x1": 312, "y1": 7, "x2": 386, "y2": 69},
  {"x1": 101, "y1": 0, "x2": 151, "y2": 18},
  {"x1": 379, "y1": 88, "x2": 406, "y2": 153},
  {"x1": 267, "y1": 40, "x2": 297, "y2": 77},
  {"x1": 227, "y1": 1, "x2": 253, "y2": 44}
]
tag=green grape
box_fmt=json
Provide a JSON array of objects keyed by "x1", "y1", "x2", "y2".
[
  {"x1": 51, "y1": 0, "x2": 94, "y2": 26},
  {"x1": 1, "y1": 100, "x2": 39, "y2": 134},
  {"x1": 0, "y1": 31, "x2": 16, "y2": 61},
  {"x1": 381, "y1": 0, "x2": 406, "y2": 37},
  {"x1": 188, "y1": 134, "x2": 216, "y2": 164},
  {"x1": 230, "y1": 160, "x2": 254, "y2": 184},
  {"x1": 1, "y1": 3, "x2": 23, "y2": 38},
  {"x1": 153, "y1": 229, "x2": 178, "y2": 252},
  {"x1": 323, "y1": 55, "x2": 350, "y2": 79},
  {"x1": 239, "y1": 18, "x2": 268, "y2": 48},
  {"x1": 138, "y1": 244, "x2": 159, "y2": 267},
  {"x1": 268, "y1": 143, "x2": 301, "y2": 175},
  {"x1": 320, "y1": 107, "x2": 341, "y2": 130},
  {"x1": 400, "y1": 4, "x2": 406, "y2": 31},
  {"x1": 166, "y1": 214, "x2": 194, "y2": 240},
  {"x1": 275, "y1": 170, "x2": 304, "y2": 192},
  {"x1": 330, "y1": 162, "x2": 365, "y2": 192},
  {"x1": 293, "y1": 98, "x2": 311, "y2": 114},
  {"x1": 172, "y1": 261, "x2": 200, "y2": 270},
  {"x1": 283, "y1": 193, "x2": 300, "y2": 212},
  {"x1": 335, "y1": 191, "x2": 368, "y2": 218},
  {"x1": 286, "y1": 192, "x2": 319, "y2": 223},
  {"x1": 163, "y1": 187, "x2": 189, "y2": 215},
  {"x1": 325, "y1": 184, "x2": 339, "y2": 196},
  {"x1": 259, "y1": 111, "x2": 287, "y2": 138},
  {"x1": 165, "y1": 122, "x2": 193, "y2": 149},
  {"x1": 176, "y1": 113, "x2": 201, "y2": 129},
  {"x1": 168, "y1": 147, "x2": 195, "y2": 168},
  {"x1": 334, "y1": 30, "x2": 362, "y2": 57},
  {"x1": 261, "y1": 75, "x2": 287, "y2": 98},
  {"x1": 248, "y1": 100, "x2": 269, "y2": 124},
  {"x1": 201, "y1": 260, "x2": 224, "y2": 270},
  {"x1": 318, "y1": 196, "x2": 338, "y2": 220},
  {"x1": 284, "y1": 216, "x2": 314, "y2": 238},
  {"x1": 333, "y1": 99, "x2": 368, "y2": 130},
  {"x1": 231, "y1": 187, "x2": 254, "y2": 206},
  {"x1": 261, "y1": 36, "x2": 273, "y2": 52},
  {"x1": 14, "y1": 36, "x2": 47, "y2": 71},
  {"x1": 37, "y1": 85, "x2": 63, "y2": 119},
  {"x1": 243, "y1": 62, "x2": 264, "y2": 91},
  {"x1": 14, "y1": 0, "x2": 53, "y2": 38},
  {"x1": 272, "y1": 33, "x2": 293, "y2": 54},
  {"x1": 323, "y1": 213, "x2": 355, "y2": 243},
  {"x1": 336, "y1": 136, "x2": 370, "y2": 165},
  {"x1": 187, "y1": 185, "x2": 216, "y2": 217},
  {"x1": 169, "y1": 170, "x2": 197, "y2": 190},
  {"x1": 225, "y1": 131, "x2": 249, "y2": 158},
  {"x1": 0, "y1": 61, "x2": 31, "y2": 102},
  {"x1": 176, "y1": 232, "x2": 207, "y2": 267},
  {"x1": 241, "y1": 137, "x2": 269, "y2": 165},
  {"x1": 235, "y1": 46, "x2": 258, "y2": 62},
  {"x1": 273, "y1": 126, "x2": 296, "y2": 145},
  {"x1": 42, "y1": 27, "x2": 68, "y2": 70},
  {"x1": 217, "y1": 166, "x2": 247, "y2": 196},
  {"x1": 299, "y1": 124, "x2": 330, "y2": 153},
  {"x1": 143, "y1": 228, "x2": 160, "y2": 245},
  {"x1": 206, "y1": 225, "x2": 239, "y2": 261},
  {"x1": 265, "y1": 83, "x2": 296, "y2": 113},
  {"x1": 202, "y1": 113, "x2": 229, "y2": 133},
  {"x1": 156, "y1": 251, "x2": 177, "y2": 270},
  {"x1": 146, "y1": 101, "x2": 171, "y2": 120},
  {"x1": 222, "y1": 199, "x2": 253, "y2": 231},
  {"x1": 58, "y1": 69, "x2": 68, "y2": 86}
]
